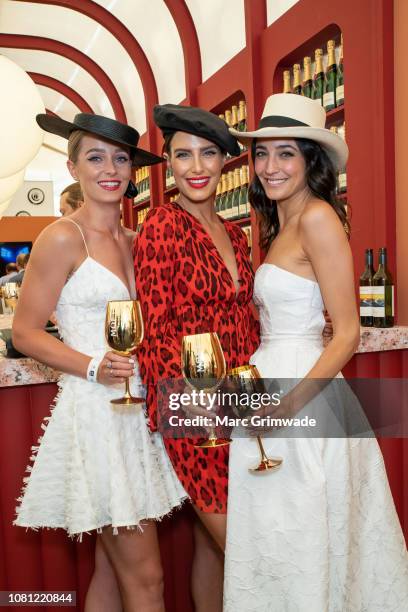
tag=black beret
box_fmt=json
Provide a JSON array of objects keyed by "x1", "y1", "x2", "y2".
[{"x1": 153, "y1": 104, "x2": 241, "y2": 157}]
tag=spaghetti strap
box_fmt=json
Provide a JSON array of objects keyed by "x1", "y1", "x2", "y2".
[{"x1": 62, "y1": 217, "x2": 90, "y2": 257}]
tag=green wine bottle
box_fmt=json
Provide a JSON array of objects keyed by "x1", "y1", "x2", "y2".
[
  {"x1": 224, "y1": 171, "x2": 234, "y2": 219},
  {"x1": 218, "y1": 174, "x2": 227, "y2": 217},
  {"x1": 215, "y1": 180, "x2": 222, "y2": 213},
  {"x1": 239, "y1": 166, "x2": 249, "y2": 218},
  {"x1": 312, "y1": 49, "x2": 325, "y2": 105},
  {"x1": 373, "y1": 247, "x2": 394, "y2": 328},
  {"x1": 302, "y1": 57, "x2": 313, "y2": 98},
  {"x1": 238, "y1": 100, "x2": 247, "y2": 131},
  {"x1": 231, "y1": 168, "x2": 241, "y2": 220},
  {"x1": 283, "y1": 70, "x2": 291, "y2": 94},
  {"x1": 292, "y1": 64, "x2": 302, "y2": 95},
  {"x1": 336, "y1": 34, "x2": 344, "y2": 106},
  {"x1": 323, "y1": 40, "x2": 337, "y2": 112},
  {"x1": 359, "y1": 249, "x2": 375, "y2": 327}
]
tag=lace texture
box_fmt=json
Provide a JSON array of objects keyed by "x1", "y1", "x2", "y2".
[{"x1": 15, "y1": 258, "x2": 187, "y2": 537}]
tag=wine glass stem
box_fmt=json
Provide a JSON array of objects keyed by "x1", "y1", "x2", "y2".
[
  {"x1": 124, "y1": 377, "x2": 132, "y2": 400},
  {"x1": 256, "y1": 436, "x2": 268, "y2": 462}
]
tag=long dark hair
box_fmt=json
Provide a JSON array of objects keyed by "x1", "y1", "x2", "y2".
[{"x1": 249, "y1": 138, "x2": 349, "y2": 250}]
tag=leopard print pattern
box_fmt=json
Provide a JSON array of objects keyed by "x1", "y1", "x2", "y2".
[{"x1": 134, "y1": 202, "x2": 260, "y2": 513}]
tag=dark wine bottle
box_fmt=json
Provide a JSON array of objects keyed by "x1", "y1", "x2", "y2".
[
  {"x1": 359, "y1": 249, "x2": 375, "y2": 327},
  {"x1": 312, "y1": 49, "x2": 325, "y2": 105},
  {"x1": 323, "y1": 40, "x2": 337, "y2": 112},
  {"x1": 292, "y1": 64, "x2": 302, "y2": 95},
  {"x1": 336, "y1": 33, "x2": 344, "y2": 106},
  {"x1": 373, "y1": 247, "x2": 394, "y2": 328},
  {"x1": 303, "y1": 56, "x2": 313, "y2": 98}
]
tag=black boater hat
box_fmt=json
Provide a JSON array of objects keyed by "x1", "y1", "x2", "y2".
[
  {"x1": 153, "y1": 104, "x2": 241, "y2": 157},
  {"x1": 36, "y1": 113, "x2": 163, "y2": 166}
]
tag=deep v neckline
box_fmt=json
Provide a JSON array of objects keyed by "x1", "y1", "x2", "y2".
[{"x1": 173, "y1": 202, "x2": 242, "y2": 297}]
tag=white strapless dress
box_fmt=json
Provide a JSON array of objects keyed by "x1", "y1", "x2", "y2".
[
  {"x1": 14, "y1": 257, "x2": 186, "y2": 537},
  {"x1": 224, "y1": 264, "x2": 408, "y2": 611}
]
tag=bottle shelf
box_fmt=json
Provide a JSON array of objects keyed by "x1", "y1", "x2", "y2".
[
  {"x1": 231, "y1": 216, "x2": 251, "y2": 227},
  {"x1": 132, "y1": 199, "x2": 150, "y2": 210},
  {"x1": 223, "y1": 150, "x2": 249, "y2": 171},
  {"x1": 325, "y1": 104, "x2": 345, "y2": 124},
  {"x1": 164, "y1": 184, "x2": 178, "y2": 195}
]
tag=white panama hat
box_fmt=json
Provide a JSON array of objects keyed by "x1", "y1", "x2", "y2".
[{"x1": 229, "y1": 93, "x2": 348, "y2": 171}]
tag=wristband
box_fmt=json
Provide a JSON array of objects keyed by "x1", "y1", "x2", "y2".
[{"x1": 86, "y1": 357, "x2": 102, "y2": 383}]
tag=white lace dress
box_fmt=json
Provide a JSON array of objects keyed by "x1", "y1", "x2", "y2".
[
  {"x1": 224, "y1": 264, "x2": 408, "y2": 612},
  {"x1": 14, "y1": 240, "x2": 187, "y2": 537}
]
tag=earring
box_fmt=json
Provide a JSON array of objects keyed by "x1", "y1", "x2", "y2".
[{"x1": 124, "y1": 180, "x2": 138, "y2": 198}]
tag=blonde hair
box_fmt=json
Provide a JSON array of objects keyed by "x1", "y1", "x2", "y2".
[
  {"x1": 60, "y1": 181, "x2": 83, "y2": 210},
  {"x1": 67, "y1": 130, "x2": 85, "y2": 163}
]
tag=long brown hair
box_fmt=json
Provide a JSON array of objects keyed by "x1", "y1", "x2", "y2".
[{"x1": 249, "y1": 138, "x2": 350, "y2": 250}]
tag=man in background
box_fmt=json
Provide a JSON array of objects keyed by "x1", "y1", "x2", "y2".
[
  {"x1": 9, "y1": 253, "x2": 30, "y2": 285},
  {"x1": 0, "y1": 262, "x2": 18, "y2": 287}
]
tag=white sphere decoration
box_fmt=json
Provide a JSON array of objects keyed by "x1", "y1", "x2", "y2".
[
  {"x1": 0, "y1": 169, "x2": 25, "y2": 206},
  {"x1": 0, "y1": 199, "x2": 12, "y2": 218},
  {"x1": 0, "y1": 55, "x2": 45, "y2": 178}
]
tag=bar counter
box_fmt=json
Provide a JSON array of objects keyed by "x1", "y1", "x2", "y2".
[
  {"x1": 2, "y1": 319, "x2": 408, "y2": 388},
  {"x1": 1, "y1": 316, "x2": 407, "y2": 610}
]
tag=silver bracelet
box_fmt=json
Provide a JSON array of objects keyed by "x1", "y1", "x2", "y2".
[{"x1": 86, "y1": 357, "x2": 101, "y2": 383}]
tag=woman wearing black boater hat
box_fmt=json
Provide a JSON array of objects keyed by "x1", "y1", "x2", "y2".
[
  {"x1": 12, "y1": 112, "x2": 186, "y2": 611},
  {"x1": 223, "y1": 94, "x2": 408, "y2": 610},
  {"x1": 134, "y1": 104, "x2": 260, "y2": 609}
]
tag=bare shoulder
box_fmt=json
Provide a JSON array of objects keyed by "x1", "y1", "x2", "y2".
[
  {"x1": 30, "y1": 218, "x2": 83, "y2": 271},
  {"x1": 35, "y1": 218, "x2": 83, "y2": 252},
  {"x1": 299, "y1": 199, "x2": 345, "y2": 239}
]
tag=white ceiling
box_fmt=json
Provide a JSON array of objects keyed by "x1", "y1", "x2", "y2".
[{"x1": 0, "y1": 0, "x2": 299, "y2": 214}]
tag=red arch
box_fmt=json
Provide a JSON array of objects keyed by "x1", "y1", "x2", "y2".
[
  {"x1": 15, "y1": 0, "x2": 158, "y2": 123},
  {"x1": 28, "y1": 72, "x2": 94, "y2": 113},
  {"x1": 0, "y1": 34, "x2": 126, "y2": 121},
  {"x1": 45, "y1": 108, "x2": 59, "y2": 117},
  {"x1": 164, "y1": 0, "x2": 202, "y2": 102}
]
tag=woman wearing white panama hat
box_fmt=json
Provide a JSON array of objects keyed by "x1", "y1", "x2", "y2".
[{"x1": 224, "y1": 94, "x2": 408, "y2": 611}]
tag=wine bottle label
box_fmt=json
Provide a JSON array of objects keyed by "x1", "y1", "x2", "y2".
[
  {"x1": 336, "y1": 84, "x2": 344, "y2": 103},
  {"x1": 338, "y1": 173, "x2": 347, "y2": 189},
  {"x1": 372, "y1": 286, "x2": 394, "y2": 318},
  {"x1": 323, "y1": 91, "x2": 335, "y2": 109},
  {"x1": 359, "y1": 286, "x2": 373, "y2": 316},
  {"x1": 372, "y1": 286, "x2": 385, "y2": 317}
]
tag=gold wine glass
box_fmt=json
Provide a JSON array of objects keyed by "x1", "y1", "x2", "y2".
[
  {"x1": 105, "y1": 299, "x2": 144, "y2": 405},
  {"x1": 3, "y1": 282, "x2": 19, "y2": 313},
  {"x1": 228, "y1": 364, "x2": 283, "y2": 473},
  {"x1": 181, "y1": 332, "x2": 230, "y2": 448}
]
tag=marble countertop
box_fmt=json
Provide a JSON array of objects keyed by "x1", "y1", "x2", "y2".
[
  {"x1": 0, "y1": 315, "x2": 59, "y2": 388},
  {"x1": 1, "y1": 314, "x2": 408, "y2": 388}
]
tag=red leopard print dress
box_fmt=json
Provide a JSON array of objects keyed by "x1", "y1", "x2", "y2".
[{"x1": 134, "y1": 202, "x2": 259, "y2": 513}]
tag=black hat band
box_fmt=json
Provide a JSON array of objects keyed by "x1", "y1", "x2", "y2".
[{"x1": 258, "y1": 116, "x2": 309, "y2": 129}]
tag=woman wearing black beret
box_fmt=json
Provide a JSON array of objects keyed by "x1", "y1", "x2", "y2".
[{"x1": 134, "y1": 104, "x2": 260, "y2": 609}]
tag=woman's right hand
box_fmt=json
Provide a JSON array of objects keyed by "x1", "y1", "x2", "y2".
[{"x1": 97, "y1": 351, "x2": 135, "y2": 386}]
